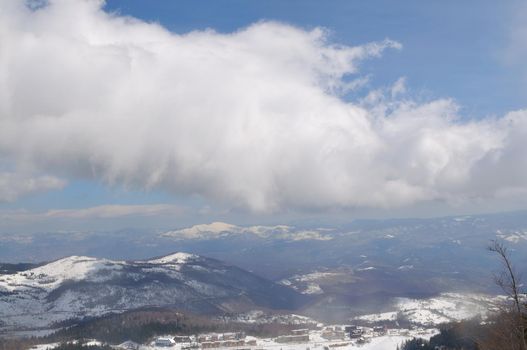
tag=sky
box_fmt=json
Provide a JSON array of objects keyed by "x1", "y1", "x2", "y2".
[{"x1": 1, "y1": 0, "x2": 527, "y2": 233}]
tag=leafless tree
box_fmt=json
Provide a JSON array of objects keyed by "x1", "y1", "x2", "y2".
[{"x1": 484, "y1": 240, "x2": 527, "y2": 350}]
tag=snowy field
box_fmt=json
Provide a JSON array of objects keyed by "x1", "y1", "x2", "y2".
[
  {"x1": 354, "y1": 292, "x2": 499, "y2": 326},
  {"x1": 137, "y1": 329, "x2": 438, "y2": 350},
  {"x1": 30, "y1": 328, "x2": 437, "y2": 350}
]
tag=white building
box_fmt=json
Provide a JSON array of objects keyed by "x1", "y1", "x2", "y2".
[{"x1": 155, "y1": 337, "x2": 176, "y2": 347}]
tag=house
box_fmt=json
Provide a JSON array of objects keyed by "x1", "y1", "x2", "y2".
[
  {"x1": 275, "y1": 335, "x2": 310, "y2": 343},
  {"x1": 155, "y1": 337, "x2": 176, "y2": 347},
  {"x1": 198, "y1": 333, "x2": 220, "y2": 342},
  {"x1": 373, "y1": 325, "x2": 386, "y2": 334},
  {"x1": 321, "y1": 330, "x2": 345, "y2": 340},
  {"x1": 344, "y1": 325, "x2": 357, "y2": 333},
  {"x1": 201, "y1": 342, "x2": 220, "y2": 349},
  {"x1": 222, "y1": 332, "x2": 241, "y2": 340},
  {"x1": 116, "y1": 340, "x2": 140, "y2": 350},
  {"x1": 291, "y1": 329, "x2": 309, "y2": 336},
  {"x1": 174, "y1": 335, "x2": 193, "y2": 343},
  {"x1": 349, "y1": 329, "x2": 363, "y2": 339}
]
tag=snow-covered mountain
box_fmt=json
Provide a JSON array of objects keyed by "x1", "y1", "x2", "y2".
[
  {"x1": 2, "y1": 212, "x2": 527, "y2": 325},
  {"x1": 279, "y1": 268, "x2": 357, "y2": 295},
  {"x1": 0, "y1": 252, "x2": 304, "y2": 332},
  {"x1": 353, "y1": 293, "x2": 501, "y2": 327},
  {"x1": 161, "y1": 222, "x2": 333, "y2": 241},
  {"x1": 496, "y1": 229, "x2": 527, "y2": 243}
]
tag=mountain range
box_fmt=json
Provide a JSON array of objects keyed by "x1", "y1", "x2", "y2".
[
  {"x1": 0, "y1": 252, "x2": 305, "y2": 333},
  {"x1": 1, "y1": 211, "x2": 527, "y2": 327}
]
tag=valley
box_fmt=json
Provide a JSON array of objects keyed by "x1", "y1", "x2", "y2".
[{"x1": 0, "y1": 212, "x2": 524, "y2": 348}]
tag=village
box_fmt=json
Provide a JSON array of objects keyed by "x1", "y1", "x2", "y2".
[{"x1": 108, "y1": 323, "x2": 437, "y2": 350}]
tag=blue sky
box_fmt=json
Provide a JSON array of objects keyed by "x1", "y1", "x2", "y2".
[
  {"x1": 1, "y1": 0, "x2": 527, "y2": 233},
  {"x1": 104, "y1": 0, "x2": 525, "y2": 116}
]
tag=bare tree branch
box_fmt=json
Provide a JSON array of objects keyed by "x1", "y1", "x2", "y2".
[{"x1": 488, "y1": 239, "x2": 526, "y2": 350}]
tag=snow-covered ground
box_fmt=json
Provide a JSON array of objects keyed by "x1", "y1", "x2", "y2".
[
  {"x1": 0, "y1": 256, "x2": 135, "y2": 330},
  {"x1": 28, "y1": 343, "x2": 60, "y2": 350},
  {"x1": 223, "y1": 310, "x2": 317, "y2": 325},
  {"x1": 496, "y1": 229, "x2": 527, "y2": 243},
  {"x1": 147, "y1": 252, "x2": 198, "y2": 265},
  {"x1": 357, "y1": 333, "x2": 433, "y2": 350},
  {"x1": 355, "y1": 292, "x2": 500, "y2": 326},
  {"x1": 0, "y1": 256, "x2": 123, "y2": 292},
  {"x1": 355, "y1": 312, "x2": 398, "y2": 323},
  {"x1": 279, "y1": 269, "x2": 356, "y2": 295},
  {"x1": 244, "y1": 333, "x2": 436, "y2": 350},
  {"x1": 130, "y1": 327, "x2": 436, "y2": 350},
  {"x1": 31, "y1": 326, "x2": 437, "y2": 350},
  {"x1": 29, "y1": 340, "x2": 102, "y2": 350}
]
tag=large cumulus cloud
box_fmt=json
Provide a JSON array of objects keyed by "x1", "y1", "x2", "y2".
[{"x1": 1, "y1": 0, "x2": 526, "y2": 211}]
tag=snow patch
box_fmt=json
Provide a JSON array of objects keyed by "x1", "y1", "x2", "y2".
[
  {"x1": 148, "y1": 252, "x2": 197, "y2": 265},
  {"x1": 162, "y1": 222, "x2": 333, "y2": 241}
]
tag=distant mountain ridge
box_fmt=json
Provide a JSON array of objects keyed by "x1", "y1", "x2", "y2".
[
  {"x1": 161, "y1": 221, "x2": 333, "y2": 241},
  {"x1": 0, "y1": 252, "x2": 305, "y2": 333},
  {"x1": 1, "y1": 212, "x2": 527, "y2": 324}
]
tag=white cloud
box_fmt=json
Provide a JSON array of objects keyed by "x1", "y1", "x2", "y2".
[
  {"x1": 0, "y1": 172, "x2": 66, "y2": 201},
  {"x1": 44, "y1": 204, "x2": 184, "y2": 219},
  {"x1": 0, "y1": 0, "x2": 527, "y2": 212},
  {"x1": 0, "y1": 204, "x2": 184, "y2": 221},
  {"x1": 0, "y1": 203, "x2": 186, "y2": 233}
]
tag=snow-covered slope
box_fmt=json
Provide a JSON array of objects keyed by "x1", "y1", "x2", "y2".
[
  {"x1": 162, "y1": 222, "x2": 333, "y2": 241},
  {"x1": 496, "y1": 229, "x2": 527, "y2": 243},
  {"x1": 0, "y1": 256, "x2": 123, "y2": 292},
  {"x1": 0, "y1": 253, "x2": 304, "y2": 332},
  {"x1": 279, "y1": 268, "x2": 356, "y2": 295},
  {"x1": 354, "y1": 293, "x2": 500, "y2": 326}
]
